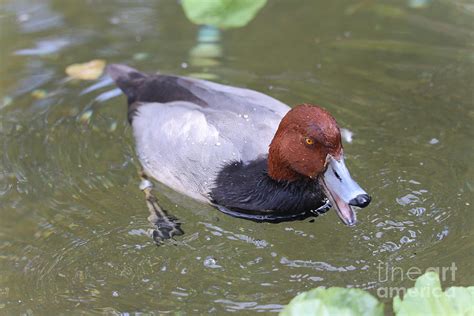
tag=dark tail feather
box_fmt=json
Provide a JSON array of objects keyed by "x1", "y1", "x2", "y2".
[
  {"x1": 106, "y1": 64, "x2": 207, "y2": 124},
  {"x1": 106, "y1": 64, "x2": 147, "y2": 103}
]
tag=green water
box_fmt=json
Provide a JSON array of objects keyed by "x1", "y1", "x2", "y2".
[{"x1": 1, "y1": 0, "x2": 473, "y2": 314}]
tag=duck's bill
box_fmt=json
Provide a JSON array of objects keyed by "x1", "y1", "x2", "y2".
[{"x1": 319, "y1": 155, "x2": 371, "y2": 226}]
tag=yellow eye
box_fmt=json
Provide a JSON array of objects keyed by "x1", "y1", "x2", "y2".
[{"x1": 305, "y1": 137, "x2": 314, "y2": 145}]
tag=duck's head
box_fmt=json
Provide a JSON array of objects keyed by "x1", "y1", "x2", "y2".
[{"x1": 268, "y1": 104, "x2": 371, "y2": 226}]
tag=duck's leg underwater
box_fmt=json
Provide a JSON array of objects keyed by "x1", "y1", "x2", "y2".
[{"x1": 139, "y1": 172, "x2": 184, "y2": 243}]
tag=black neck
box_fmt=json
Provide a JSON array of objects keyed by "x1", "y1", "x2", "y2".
[{"x1": 210, "y1": 158, "x2": 329, "y2": 222}]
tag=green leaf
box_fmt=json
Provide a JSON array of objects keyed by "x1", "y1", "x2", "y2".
[
  {"x1": 393, "y1": 272, "x2": 474, "y2": 316},
  {"x1": 181, "y1": 0, "x2": 267, "y2": 29},
  {"x1": 280, "y1": 287, "x2": 384, "y2": 316}
]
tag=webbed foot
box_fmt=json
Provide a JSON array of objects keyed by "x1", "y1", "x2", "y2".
[{"x1": 140, "y1": 176, "x2": 184, "y2": 244}]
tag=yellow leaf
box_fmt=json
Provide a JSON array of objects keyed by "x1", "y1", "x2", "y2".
[{"x1": 65, "y1": 59, "x2": 106, "y2": 80}]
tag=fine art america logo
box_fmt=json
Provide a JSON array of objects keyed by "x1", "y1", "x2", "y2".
[{"x1": 376, "y1": 262, "x2": 457, "y2": 298}]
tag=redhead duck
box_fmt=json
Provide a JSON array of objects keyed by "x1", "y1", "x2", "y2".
[{"x1": 107, "y1": 64, "x2": 371, "y2": 227}]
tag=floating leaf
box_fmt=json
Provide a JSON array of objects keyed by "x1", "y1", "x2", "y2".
[
  {"x1": 181, "y1": 0, "x2": 267, "y2": 29},
  {"x1": 393, "y1": 272, "x2": 474, "y2": 316},
  {"x1": 280, "y1": 287, "x2": 384, "y2": 316},
  {"x1": 66, "y1": 59, "x2": 106, "y2": 80}
]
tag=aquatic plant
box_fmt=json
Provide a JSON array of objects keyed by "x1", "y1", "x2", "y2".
[{"x1": 281, "y1": 272, "x2": 474, "y2": 316}]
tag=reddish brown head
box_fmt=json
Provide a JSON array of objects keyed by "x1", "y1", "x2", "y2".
[
  {"x1": 268, "y1": 104, "x2": 371, "y2": 226},
  {"x1": 268, "y1": 104, "x2": 342, "y2": 181}
]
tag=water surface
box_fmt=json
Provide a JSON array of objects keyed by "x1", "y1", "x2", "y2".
[{"x1": 1, "y1": 0, "x2": 473, "y2": 314}]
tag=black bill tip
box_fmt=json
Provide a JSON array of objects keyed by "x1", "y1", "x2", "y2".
[{"x1": 349, "y1": 194, "x2": 371, "y2": 208}]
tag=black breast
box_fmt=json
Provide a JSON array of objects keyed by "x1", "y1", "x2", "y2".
[{"x1": 209, "y1": 158, "x2": 329, "y2": 222}]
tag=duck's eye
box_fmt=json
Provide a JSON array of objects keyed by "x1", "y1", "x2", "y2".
[{"x1": 305, "y1": 137, "x2": 314, "y2": 145}]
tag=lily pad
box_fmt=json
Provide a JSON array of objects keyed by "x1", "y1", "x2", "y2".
[
  {"x1": 181, "y1": 0, "x2": 267, "y2": 29},
  {"x1": 66, "y1": 59, "x2": 106, "y2": 80},
  {"x1": 393, "y1": 272, "x2": 474, "y2": 316},
  {"x1": 280, "y1": 287, "x2": 384, "y2": 316}
]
